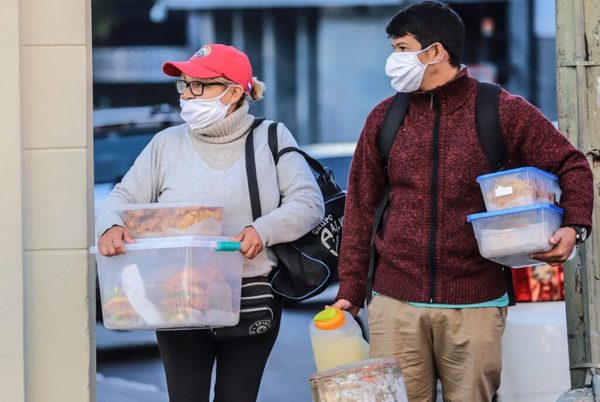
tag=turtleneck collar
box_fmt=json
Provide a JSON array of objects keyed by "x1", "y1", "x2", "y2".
[
  {"x1": 190, "y1": 101, "x2": 255, "y2": 144},
  {"x1": 409, "y1": 67, "x2": 474, "y2": 114}
]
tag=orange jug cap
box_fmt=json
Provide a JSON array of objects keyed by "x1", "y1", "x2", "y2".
[{"x1": 313, "y1": 307, "x2": 346, "y2": 330}]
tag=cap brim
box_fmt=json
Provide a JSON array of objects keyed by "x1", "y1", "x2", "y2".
[{"x1": 162, "y1": 61, "x2": 221, "y2": 79}]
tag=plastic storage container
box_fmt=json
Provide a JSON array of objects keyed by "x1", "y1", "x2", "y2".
[
  {"x1": 309, "y1": 308, "x2": 369, "y2": 372},
  {"x1": 91, "y1": 236, "x2": 242, "y2": 330},
  {"x1": 467, "y1": 204, "x2": 564, "y2": 268},
  {"x1": 476, "y1": 167, "x2": 561, "y2": 211},
  {"x1": 115, "y1": 202, "x2": 224, "y2": 238}
]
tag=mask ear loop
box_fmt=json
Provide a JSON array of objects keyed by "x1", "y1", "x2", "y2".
[
  {"x1": 423, "y1": 43, "x2": 445, "y2": 66},
  {"x1": 221, "y1": 84, "x2": 245, "y2": 107}
]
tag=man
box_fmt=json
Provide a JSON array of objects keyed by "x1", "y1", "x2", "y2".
[{"x1": 332, "y1": 2, "x2": 593, "y2": 401}]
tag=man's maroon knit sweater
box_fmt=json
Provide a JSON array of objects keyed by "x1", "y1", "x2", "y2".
[{"x1": 336, "y1": 68, "x2": 593, "y2": 307}]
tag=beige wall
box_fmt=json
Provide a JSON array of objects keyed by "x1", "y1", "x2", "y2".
[
  {"x1": 0, "y1": 0, "x2": 26, "y2": 399},
  {"x1": 0, "y1": 0, "x2": 95, "y2": 400}
]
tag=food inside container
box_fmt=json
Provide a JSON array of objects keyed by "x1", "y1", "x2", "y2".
[
  {"x1": 467, "y1": 204, "x2": 564, "y2": 268},
  {"x1": 116, "y1": 202, "x2": 224, "y2": 238},
  {"x1": 161, "y1": 269, "x2": 235, "y2": 325},
  {"x1": 476, "y1": 167, "x2": 561, "y2": 211},
  {"x1": 91, "y1": 236, "x2": 242, "y2": 330},
  {"x1": 101, "y1": 287, "x2": 144, "y2": 329}
]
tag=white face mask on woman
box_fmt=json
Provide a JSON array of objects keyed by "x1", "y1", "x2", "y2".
[
  {"x1": 384, "y1": 44, "x2": 442, "y2": 93},
  {"x1": 179, "y1": 87, "x2": 233, "y2": 130}
]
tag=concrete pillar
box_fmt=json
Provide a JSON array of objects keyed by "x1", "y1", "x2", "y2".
[
  {"x1": 506, "y1": 0, "x2": 532, "y2": 99},
  {"x1": 0, "y1": 0, "x2": 26, "y2": 399},
  {"x1": 232, "y1": 10, "x2": 245, "y2": 51},
  {"x1": 274, "y1": 10, "x2": 298, "y2": 136},
  {"x1": 296, "y1": 10, "x2": 311, "y2": 145},
  {"x1": 1, "y1": 0, "x2": 95, "y2": 400},
  {"x1": 262, "y1": 11, "x2": 277, "y2": 120},
  {"x1": 187, "y1": 11, "x2": 215, "y2": 53},
  {"x1": 556, "y1": 0, "x2": 600, "y2": 395}
]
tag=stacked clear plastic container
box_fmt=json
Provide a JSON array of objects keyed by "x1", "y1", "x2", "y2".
[
  {"x1": 92, "y1": 203, "x2": 243, "y2": 330},
  {"x1": 467, "y1": 167, "x2": 563, "y2": 268}
]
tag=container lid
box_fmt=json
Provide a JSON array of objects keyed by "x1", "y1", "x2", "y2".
[
  {"x1": 467, "y1": 203, "x2": 564, "y2": 223},
  {"x1": 89, "y1": 235, "x2": 240, "y2": 253},
  {"x1": 314, "y1": 308, "x2": 346, "y2": 330},
  {"x1": 476, "y1": 167, "x2": 558, "y2": 184},
  {"x1": 113, "y1": 201, "x2": 223, "y2": 211}
]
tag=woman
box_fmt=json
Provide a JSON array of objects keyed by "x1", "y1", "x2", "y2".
[{"x1": 95, "y1": 44, "x2": 324, "y2": 402}]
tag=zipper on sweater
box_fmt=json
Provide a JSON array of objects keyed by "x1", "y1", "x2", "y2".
[{"x1": 428, "y1": 92, "x2": 442, "y2": 303}]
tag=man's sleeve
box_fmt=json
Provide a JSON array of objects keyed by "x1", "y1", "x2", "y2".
[
  {"x1": 498, "y1": 92, "x2": 593, "y2": 232},
  {"x1": 335, "y1": 102, "x2": 390, "y2": 306}
]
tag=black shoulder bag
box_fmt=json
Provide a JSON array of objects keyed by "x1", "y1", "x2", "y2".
[{"x1": 245, "y1": 121, "x2": 346, "y2": 301}]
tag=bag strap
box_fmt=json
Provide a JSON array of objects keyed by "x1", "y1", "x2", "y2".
[
  {"x1": 245, "y1": 118, "x2": 266, "y2": 221},
  {"x1": 278, "y1": 147, "x2": 328, "y2": 175},
  {"x1": 267, "y1": 121, "x2": 329, "y2": 175},
  {"x1": 476, "y1": 82, "x2": 505, "y2": 171},
  {"x1": 268, "y1": 122, "x2": 279, "y2": 164}
]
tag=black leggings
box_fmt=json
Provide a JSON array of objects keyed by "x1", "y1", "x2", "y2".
[{"x1": 156, "y1": 299, "x2": 282, "y2": 402}]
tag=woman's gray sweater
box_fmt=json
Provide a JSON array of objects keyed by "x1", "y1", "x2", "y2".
[{"x1": 95, "y1": 103, "x2": 325, "y2": 277}]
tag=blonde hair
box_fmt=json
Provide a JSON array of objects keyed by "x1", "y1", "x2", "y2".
[{"x1": 249, "y1": 78, "x2": 265, "y2": 101}]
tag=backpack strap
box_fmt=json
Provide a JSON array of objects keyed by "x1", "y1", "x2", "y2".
[
  {"x1": 245, "y1": 118, "x2": 266, "y2": 221},
  {"x1": 366, "y1": 93, "x2": 411, "y2": 305},
  {"x1": 378, "y1": 92, "x2": 412, "y2": 166},
  {"x1": 476, "y1": 82, "x2": 506, "y2": 171},
  {"x1": 475, "y1": 82, "x2": 515, "y2": 306}
]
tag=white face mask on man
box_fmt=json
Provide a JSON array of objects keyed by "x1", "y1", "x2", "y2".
[
  {"x1": 385, "y1": 44, "x2": 443, "y2": 93},
  {"x1": 179, "y1": 87, "x2": 233, "y2": 130}
]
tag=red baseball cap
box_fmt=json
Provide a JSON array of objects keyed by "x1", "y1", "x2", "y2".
[{"x1": 163, "y1": 44, "x2": 254, "y2": 93}]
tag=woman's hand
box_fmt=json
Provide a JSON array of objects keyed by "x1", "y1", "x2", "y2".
[
  {"x1": 97, "y1": 225, "x2": 135, "y2": 256},
  {"x1": 232, "y1": 226, "x2": 264, "y2": 259}
]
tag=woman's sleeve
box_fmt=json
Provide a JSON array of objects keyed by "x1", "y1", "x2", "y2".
[
  {"x1": 251, "y1": 124, "x2": 325, "y2": 246},
  {"x1": 94, "y1": 138, "x2": 160, "y2": 239}
]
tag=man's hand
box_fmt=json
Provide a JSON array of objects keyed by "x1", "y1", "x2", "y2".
[
  {"x1": 329, "y1": 299, "x2": 361, "y2": 317},
  {"x1": 529, "y1": 226, "x2": 577, "y2": 267},
  {"x1": 97, "y1": 225, "x2": 135, "y2": 256},
  {"x1": 232, "y1": 226, "x2": 264, "y2": 259}
]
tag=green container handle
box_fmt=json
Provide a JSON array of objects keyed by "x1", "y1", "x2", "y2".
[{"x1": 215, "y1": 241, "x2": 241, "y2": 252}]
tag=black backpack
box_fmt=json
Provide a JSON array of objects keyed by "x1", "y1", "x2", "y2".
[
  {"x1": 366, "y1": 82, "x2": 515, "y2": 305},
  {"x1": 245, "y1": 121, "x2": 346, "y2": 301}
]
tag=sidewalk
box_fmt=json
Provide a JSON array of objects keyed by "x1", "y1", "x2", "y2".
[
  {"x1": 96, "y1": 323, "x2": 166, "y2": 402},
  {"x1": 96, "y1": 306, "x2": 317, "y2": 402},
  {"x1": 97, "y1": 373, "x2": 168, "y2": 402},
  {"x1": 96, "y1": 324, "x2": 157, "y2": 351}
]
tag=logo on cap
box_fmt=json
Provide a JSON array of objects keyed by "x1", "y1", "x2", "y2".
[{"x1": 193, "y1": 45, "x2": 212, "y2": 58}]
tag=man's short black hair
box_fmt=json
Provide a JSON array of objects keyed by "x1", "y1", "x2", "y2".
[{"x1": 386, "y1": 1, "x2": 464, "y2": 67}]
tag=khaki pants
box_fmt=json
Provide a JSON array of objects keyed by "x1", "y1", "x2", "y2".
[{"x1": 368, "y1": 294, "x2": 507, "y2": 402}]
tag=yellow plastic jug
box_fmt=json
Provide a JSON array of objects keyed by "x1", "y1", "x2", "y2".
[{"x1": 309, "y1": 307, "x2": 369, "y2": 372}]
